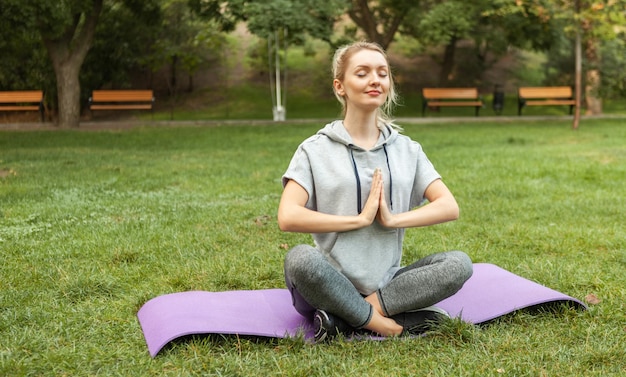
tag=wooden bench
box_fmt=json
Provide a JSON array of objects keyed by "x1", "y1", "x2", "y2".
[
  {"x1": 89, "y1": 90, "x2": 155, "y2": 117},
  {"x1": 517, "y1": 86, "x2": 575, "y2": 115},
  {"x1": 422, "y1": 88, "x2": 484, "y2": 116},
  {"x1": 0, "y1": 90, "x2": 45, "y2": 122}
]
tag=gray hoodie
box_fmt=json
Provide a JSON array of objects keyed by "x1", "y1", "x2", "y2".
[{"x1": 282, "y1": 120, "x2": 441, "y2": 295}]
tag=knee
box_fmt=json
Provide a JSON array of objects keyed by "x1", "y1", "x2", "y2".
[
  {"x1": 450, "y1": 250, "x2": 473, "y2": 282},
  {"x1": 284, "y1": 244, "x2": 321, "y2": 279}
]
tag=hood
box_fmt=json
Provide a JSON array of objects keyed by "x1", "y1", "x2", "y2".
[{"x1": 317, "y1": 120, "x2": 399, "y2": 150}]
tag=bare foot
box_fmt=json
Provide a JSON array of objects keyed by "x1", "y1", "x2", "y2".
[
  {"x1": 363, "y1": 293, "x2": 402, "y2": 336},
  {"x1": 363, "y1": 310, "x2": 402, "y2": 336}
]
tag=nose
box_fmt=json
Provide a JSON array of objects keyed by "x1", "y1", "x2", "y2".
[{"x1": 370, "y1": 73, "x2": 381, "y2": 86}]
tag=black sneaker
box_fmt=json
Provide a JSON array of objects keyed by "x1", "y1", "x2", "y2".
[
  {"x1": 313, "y1": 309, "x2": 355, "y2": 342},
  {"x1": 390, "y1": 306, "x2": 450, "y2": 335}
]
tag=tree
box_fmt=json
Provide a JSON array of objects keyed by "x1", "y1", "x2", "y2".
[
  {"x1": 189, "y1": 0, "x2": 344, "y2": 43},
  {"x1": 490, "y1": 0, "x2": 626, "y2": 115},
  {"x1": 0, "y1": 8, "x2": 54, "y2": 96},
  {"x1": 574, "y1": 0, "x2": 626, "y2": 114},
  {"x1": 345, "y1": 0, "x2": 417, "y2": 50},
  {"x1": 189, "y1": 0, "x2": 345, "y2": 119},
  {"x1": 409, "y1": 0, "x2": 476, "y2": 85},
  {"x1": 23, "y1": 0, "x2": 104, "y2": 128},
  {"x1": 2, "y1": 0, "x2": 163, "y2": 128},
  {"x1": 150, "y1": 0, "x2": 225, "y2": 95},
  {"x1": 243, "y1": 0, "x2": 344, "y2": 120},
  {"x1": 401, "y1": 0, "x2": 556, "y2": 87},
  {"x1": 82, "y1": 1, "x2": 162, "y2": 94}
]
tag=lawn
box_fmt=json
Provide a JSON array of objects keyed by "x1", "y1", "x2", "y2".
[
  {"x1": 0, "y1": 118, "x2": 625, "y2": 376},
  {"x1": 145, "y1": 78, "x2": 626, "y2": 121}
]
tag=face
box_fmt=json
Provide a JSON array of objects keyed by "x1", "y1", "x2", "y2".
[{"x1": 334, "y1": 49, "x2": 390, "y2": 113}]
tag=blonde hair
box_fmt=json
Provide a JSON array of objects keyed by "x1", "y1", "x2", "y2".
[{"x1": 332, "y1": 41, "x2": 399, "y2": 129}]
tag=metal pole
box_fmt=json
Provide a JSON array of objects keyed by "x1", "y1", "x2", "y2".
[
  {"x1": 573, "y1": 0, "x2": 582, "y2": 130},
  {"x1": 273, "y1": 30, "x2": 285, "y2": 121}
]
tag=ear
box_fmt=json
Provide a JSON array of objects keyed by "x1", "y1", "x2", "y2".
[{"x1": 333, "y1": 79, "x2": 344, "y2": 96}]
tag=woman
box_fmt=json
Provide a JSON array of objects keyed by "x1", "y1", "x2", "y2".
[{"x1": 277, "y1": 41, "x2": 473, "y2": 341}]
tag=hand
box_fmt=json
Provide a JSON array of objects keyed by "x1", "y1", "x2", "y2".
[
  {"x1": 376, "y1": 178, "x2": 396, "y2": 228},
  {"x1": 358, "y1": 168, "x2": 382, "y2": 226}
]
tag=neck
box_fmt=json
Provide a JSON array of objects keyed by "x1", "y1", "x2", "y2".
[{"x1": 343, "y1": 109, "x2": 380, "y2": 149}]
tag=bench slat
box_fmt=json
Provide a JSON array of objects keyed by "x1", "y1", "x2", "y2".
[
  {"x1": 427, "y1": 101, "x2": 483, "y2": 107},
  {"x1": 0, "y1": 106, "x2": 41, "y2": 111},
  {"x1": 423, "y1": 88, "x2": 479, "y2": 100},
  {"x1": 525, "y1": 100, "x2": 576, "y2": 106},
  {"x1": 518, "y1": 87, "x2": 572, "y2": 99},
  {"x1": 0, "y1": 91, "x2": 44, "y2": 104},
  {"x1": 90, "y1": 105, "x2": 153, "y2": 110},
  {"x1": 91, "y1": 90, "x2": 154, "y2": 103}
]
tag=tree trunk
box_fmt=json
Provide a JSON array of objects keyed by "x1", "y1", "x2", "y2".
[
  {"x1": 584, "y1": 68, "x2": 602, "y2": 115},
  {"x1": 170, "y1": 55, "x2": 179, "y2": 96},
  {"x1": 582, "y1": 22, "x2": 602, "y2": 115},
  {"x1": 41, "y1": 0, "x2": 103, "y2": 128},
  {"x1": 348, "y1": 0, "x2": 405, "y2": 50},
  {"x1": 439, "y1": 36, "x2": 458, "y2": 86},
  {"x1": 53, "y1": 60, "x2": 83, "y2": 128}
]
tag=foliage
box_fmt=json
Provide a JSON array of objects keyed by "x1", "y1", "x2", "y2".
[
  {"x1": 404, "y1": 0, "x2": 559, "y2": 86},
  {"x1": 512, "y1": 50, "x2": 549, "y2": 86},
  {"x1": 413, "y1": 1, "x2": 476, "y2": 46},
  {"x1": 0, "y1": 119, "x2": 625, "y2": 375},
  {"x1": 0, "y1": 25, "x2": 55, "y2": 101},
  {"x1": 344, "y1": 0, "x2": 418, "y2": 49},
  {"x1": 599, "y1": 32, "x2": 626, "y2": 99},
  {"x1": 481, "y1": 0, "x2": 559, "y2": 51},
  {"x1": 148, "y1": 0, "x2": 227, "y2": 95},
  {"x1": 484, "y1": 0, "x2": 626, "y2": 113},
  {"x1": 531, "y1": 21, "x2": 626, "y2": 94},
  {"x1": 81, "y1": 1, "x2": 162, "y2": 96},
  {"x1": 2, "y1": 0, "x2": 626, "y2": 123},
  {"x1": 189, "y1": 0, "x2": 345, "y2": 45}
]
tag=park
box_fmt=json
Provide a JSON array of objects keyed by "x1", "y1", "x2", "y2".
[{"x1": 1, "y1": 1, "x2": 626, "y2": 376}]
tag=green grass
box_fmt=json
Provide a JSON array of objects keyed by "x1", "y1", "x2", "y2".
[
  {"x1": 149, "y1": 82, "x2": 343, "y2": 121},
  {"x1": 150, "y1": 83, "x2": 626, "y2": 120},
  {"x1": 150, "y1": 87, "x2": 626, "y2": 121},
  {"x1": 1, "y1": 118, "x2": 625, "y2": 376}
]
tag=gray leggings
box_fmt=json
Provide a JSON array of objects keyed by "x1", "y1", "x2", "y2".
[{"x1": 284, "y1": 244, "x2": 473, "y2": 328}]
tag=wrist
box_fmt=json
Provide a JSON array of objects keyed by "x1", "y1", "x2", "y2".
[
  {"x1": 355, "y1": 214, "x2": 374, "y2": 229},
  {"x1": 379, "y1": 213, "x2": 399, "y2": 229}
]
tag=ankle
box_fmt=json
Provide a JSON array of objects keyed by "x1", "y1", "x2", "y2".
[
  {"x1": 365, "y1": 292, "x2": 386, "y2": 317},
  {"x1": 363, "y1": 311, "x2": 402, "y2": 336}
]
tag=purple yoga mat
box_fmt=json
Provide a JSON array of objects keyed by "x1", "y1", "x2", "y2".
[{"x1": 137, "y1": 263, "x2": 585, "y2": 357}]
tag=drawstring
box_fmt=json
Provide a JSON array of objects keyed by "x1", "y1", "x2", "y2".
[
  {"x1": 349, "y1": 146, "x2": 363, "y2": 214},
  {"x1": 383, "y1": 144, "x2": 394, "y2": 211},
  {"x1": 349, "y1": 144, "x2": 394, "y2": 214}
]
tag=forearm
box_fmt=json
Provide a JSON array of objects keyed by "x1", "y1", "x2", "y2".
[
  {"x1": 278, "y1": 205, "x2": 368, "y2": 233},
  {"x1": 384, "y1": 196, "x2": 459, "y2": 229}
]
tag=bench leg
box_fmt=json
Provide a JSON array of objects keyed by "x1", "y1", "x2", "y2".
[{"x1": 422, "y1": 100, "x2": 427, "y2": 116}]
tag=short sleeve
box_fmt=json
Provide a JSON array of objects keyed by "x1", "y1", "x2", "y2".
[
  {"x1": 282, "y1": 146, "x2": 315, "y2": 208},
  {"x1": 410, "y1": 144, "x2": 441, "y2": 208}
]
